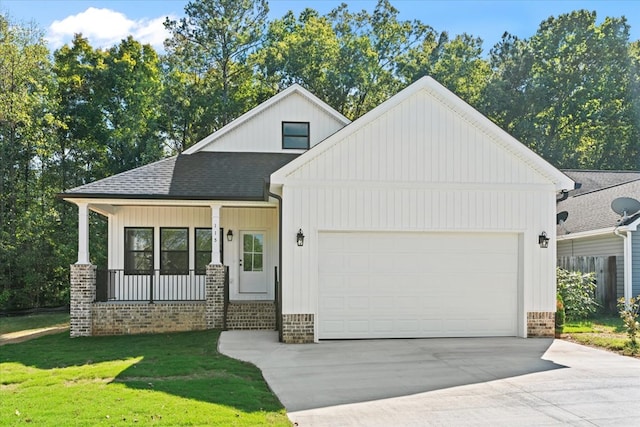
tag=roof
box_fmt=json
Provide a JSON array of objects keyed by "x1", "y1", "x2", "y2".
[
  {"x1": 61, "y1": 152, "x2": 299, "y2": 201},
  {"x1": 183, "y1": 84, "x2": 350, "y2": 155},
  {"x1": 556, "y1": 174, "x2": 640, "y2": 236},
  {"x1": 272, "y1": 76, "x2": 574, "y2": 191},
  {"x1": 562, "y1": 170, "x2": 640, "y2": 196}
]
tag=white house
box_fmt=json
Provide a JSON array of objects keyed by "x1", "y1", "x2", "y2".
[{"x1": 62, "y1": 76, "x2": 574, "y2": 342}]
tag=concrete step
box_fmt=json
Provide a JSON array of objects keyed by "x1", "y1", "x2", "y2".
[{"x1": 226, "y1": 301, "x2": 276, "y2": 330}]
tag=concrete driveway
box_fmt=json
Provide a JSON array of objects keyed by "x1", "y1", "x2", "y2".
[{"x1": 219, "y1": 331, "x2": 640, "y2": 426}]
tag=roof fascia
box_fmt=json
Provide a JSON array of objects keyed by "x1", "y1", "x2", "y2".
[
  {"x1": 556, "y1": 227, "x2": 617, "y2": 240},
  {"x1": 271, "y1": 76, "x2": 574, "y2": 191},
  {"x1": 61, "y1": 196, "x2": 277, "y2": 208},
  {"x1": 183, "y1": 84, "x2": 350, "y2": 154}
]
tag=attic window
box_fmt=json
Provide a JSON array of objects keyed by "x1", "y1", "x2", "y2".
[{"x1": 282, "y1": 122, "x2": 309, "y2": 149}]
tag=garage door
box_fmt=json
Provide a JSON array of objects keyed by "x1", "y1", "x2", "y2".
[{"x1": 318, "y1": 232, "x2": 519, "y2": 339}]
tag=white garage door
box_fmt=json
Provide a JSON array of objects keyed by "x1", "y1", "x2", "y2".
[{"x1": 318, "y1": 232, "x2": 519, "y2": 339}]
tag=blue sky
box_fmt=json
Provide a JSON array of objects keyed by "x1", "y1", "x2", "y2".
[{"x1": 1, "y1": 0, "x2": 639, "y2": 52}]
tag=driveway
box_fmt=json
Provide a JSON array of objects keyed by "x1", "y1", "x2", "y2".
[{"x1": 219, "y1": 331, "x2": 640, "y2": 426}]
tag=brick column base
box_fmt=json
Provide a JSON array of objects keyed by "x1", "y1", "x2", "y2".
[
  {"x1": 206, "y1": 264, "x2": 226, "y2": 329},
  {"x1": 282, "y1": 314, "x2": 314, "y2": 343},
  {"x1": 527, "y1": 311, "x2": 555, "y2": 337},
  {"x1": 70, "y1": 264, "x2": 96, "y2": 337}
]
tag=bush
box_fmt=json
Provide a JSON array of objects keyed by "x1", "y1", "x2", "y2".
[
  {"x1": 555, "y1": 293, "x2": 565, "y2": 333},
  {"x1": 556, "y1": 268, "x2": 598, "y2": 321},
  {"x1": 617, "y1": 296, "x2": 639, "y2": 355}
]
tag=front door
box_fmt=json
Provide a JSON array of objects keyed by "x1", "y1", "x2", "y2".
[{"x1": 239, "y1": 231, "x2": 267, "y2": 293}]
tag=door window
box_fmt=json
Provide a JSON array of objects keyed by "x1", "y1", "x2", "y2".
[{"x1": 243, "y1": 233, "x2": 264, "y2": 272}]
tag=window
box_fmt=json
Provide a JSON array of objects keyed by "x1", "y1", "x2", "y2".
[
  {"x1": 160, "y1": 228, "x2": 188, "y2": 274},
  {"x1": 282, "y1": 122, "x2": 309, "y2": 149},
  {"x1": 125, "y1": 228, "x2": 153, "y2": 274},
  {"x1": 195, "y1": 228, "x2": 212, "y2": 275}
]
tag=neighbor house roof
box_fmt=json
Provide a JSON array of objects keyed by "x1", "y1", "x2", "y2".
[
  {"x1": 61, "y1": 152, "x2": 299, "y2": 201},
  {"x1": 556, "y1": 175, "x2": 640, "y2": 236}
]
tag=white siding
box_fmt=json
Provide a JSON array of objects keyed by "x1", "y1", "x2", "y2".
[
  {"x1": 279, "y1": 86, "x2": 559, "y2": 339},
  {"x1": 557, "y1": 235, "x2": 625, "y2": 297},
  {"x1": 108, "y1": 206, "x2": 278, "y2": 300},
  {"x1": 200, "y1": 92, "x2": 345, "y2": 153}
]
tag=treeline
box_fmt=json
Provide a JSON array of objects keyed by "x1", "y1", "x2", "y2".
[{"x1": 1, "y1": 0, "x2": 639, "y2": 310}]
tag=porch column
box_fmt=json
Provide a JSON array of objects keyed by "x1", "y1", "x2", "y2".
[
  {"x1": 77, "y1": 202, "x2": 90, "y2": 264},
  {"x1": 210, "y1": 204, "x2": 221, "y2": 264}
]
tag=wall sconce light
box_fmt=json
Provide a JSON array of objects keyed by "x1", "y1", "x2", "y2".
[
  {"x1": 538, "y1": 231, "x2": 549, "y2": 248},
  {"x1": 296, "y1": 229, "x2": 305, "y2": 247},
  {"x1": 226, "y1": 229, "x2": 233, "y2": 242}
]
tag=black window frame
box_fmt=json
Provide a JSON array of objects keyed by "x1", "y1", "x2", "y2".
[
  {"x1": 160, "y1": 227, "x2": 189, "y2": 275},
  {"x1": 124, "y1": 227, "x2": 154, "y2": 275},
  {"x1": 282, "y1": 121, "x2": 310, "y2": 149},
  {"x1": 195, "y1": 227, "x2": 225, "y2": 275}
]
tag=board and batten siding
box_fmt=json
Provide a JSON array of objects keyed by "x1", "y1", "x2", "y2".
[
  {"x1": 199, "y1": 92, "x2": 345, "y2": 153},
  {"x1": 279, "y1": 87, "x2": 559, "y2": 328},
  {"x1": 557, "y1": 235, "x2": 624, "y2": 298},
  {"x1": 108, "y1": 206, "x2": 278, "y2": 300}
]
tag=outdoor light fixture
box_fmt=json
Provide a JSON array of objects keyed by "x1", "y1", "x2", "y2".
[
  {"x1": 226, "y1": 229, "x2": 233, "y2": 242},
  {"x1": 296, "y1": 229, "x2": 305, "y2": 247},
  {"x1": 538, "y1": 231, "x2": 550, "y2": 248}
]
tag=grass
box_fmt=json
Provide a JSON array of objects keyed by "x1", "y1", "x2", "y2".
[
  {"x1": 0, "y1": 329, "x2": 290, "y2": 426},
  {"x1": 560, "y1": 315, "x2": 635, "y2": 356},
  {"x1": 0, "y1": 312, "x2": 70, "y2": 335}
]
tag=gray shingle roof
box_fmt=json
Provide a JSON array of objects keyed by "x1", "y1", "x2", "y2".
[
  {"x1": 557, "y1": 172, "x2": 640, "y2": 235},
  {"x1": 61, "y1": 152, "x2": 299, "y2": 201}
]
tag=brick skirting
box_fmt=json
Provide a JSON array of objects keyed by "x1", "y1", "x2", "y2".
[
  {"x1": 527, "y1": 311, "x2": 555, "y2": 337},
  {"x1": 282, "y1": 313, "x2": 314, "y2": 343},
  {"x1": 92, "y1": 302, "x2": 206, "y2": 335},
  {"x1": 226, "y1": 301, "x2": 276, "y2": 330}
]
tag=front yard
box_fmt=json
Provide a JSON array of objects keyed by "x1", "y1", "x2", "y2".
[
  {"x1": 560, "y1": 315, "x2": 637, "y2": 357},
  {"x1": 0, "y1": 328, "x2": 289, "y2": 426}
]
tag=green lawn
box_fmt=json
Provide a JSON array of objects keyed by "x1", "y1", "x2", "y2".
[
  {"x1": 0, "y1": 329, "x2": 290, "y2": 426},
  {"x1": 0, "y1": 312, "x2": 70, "y2": 335},
  {"x1": 561, "y1": 315, "x2": 633, "y2": 355}
]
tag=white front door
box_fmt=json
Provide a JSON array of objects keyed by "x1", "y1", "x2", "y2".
[{"x1": 239, "y1": 231, "x2": 267, "y2": 293}]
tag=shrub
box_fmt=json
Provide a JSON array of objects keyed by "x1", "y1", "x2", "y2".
[
  {"x1": 617, "y1": 296, "x2": 639, "y2": 355},
  {"x1": 556, "y1": 268, "x2": 598, "y2": 320},
  {"x1": 555, "y1": 293, "x2": 565, "y2": 333}
]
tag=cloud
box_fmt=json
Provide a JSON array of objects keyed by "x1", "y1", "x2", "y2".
[{"x1": 47, "y1": 7, "x2": 173, "y2": 51}]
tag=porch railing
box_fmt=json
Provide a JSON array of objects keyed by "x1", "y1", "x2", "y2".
[{"x1": 96, "y1": 269, "x2": 206, "y2": 303}]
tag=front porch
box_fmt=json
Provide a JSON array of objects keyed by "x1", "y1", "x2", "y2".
[{"x1": 69, "y1": 202, "x2": 281, "y2": 337}]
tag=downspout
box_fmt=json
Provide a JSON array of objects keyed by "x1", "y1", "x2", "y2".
[
  {"x1": 268, "y1": 189, "x2": 283, "y2": 342},
  {"x1": 614, "y1": 227, "x2": 633, "y2": 305}
]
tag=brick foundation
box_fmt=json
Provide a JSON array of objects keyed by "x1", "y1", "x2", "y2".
[
  {"x1": 70, "y1": 264, "x2": 96, "y2": 337},
  {"x1": 527, "y1": 311, "x2": 555, "y2": 337},
  {"x1": 282, "y1": 313, "x2": 314, "y2": 343},
  {"x1": 92, "y1": 302, "x2": 206, "y2": 335},
  {"x1": 206, "y1": 264, "x2": 226, "y2": 329},
  {"x1": 226, "y1": 301, "x2": 276, "y2": 330}
]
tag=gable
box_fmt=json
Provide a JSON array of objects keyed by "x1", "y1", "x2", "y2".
[
  {"x1": 272, "y1": 77, "x2": 573, "y2": 191},
  {"x1": 185, "y1": 86, "x2": 349, "y2": 154}
]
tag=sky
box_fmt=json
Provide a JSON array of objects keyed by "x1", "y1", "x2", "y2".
[{"x1": 1, "y1": 0, "x2": 639, "y2": 53}]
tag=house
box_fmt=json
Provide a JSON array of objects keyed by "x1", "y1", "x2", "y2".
[
  {"x1": 61, "y1": 76, "x2": 574, "y2": 342},
  {"x1": 556, "y1": 170, "x2": 640, "y2": 305}
]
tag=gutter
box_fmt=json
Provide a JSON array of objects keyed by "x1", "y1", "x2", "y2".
[{"x1": 614, "y1": 226, "x2": 633, "y2": 305}]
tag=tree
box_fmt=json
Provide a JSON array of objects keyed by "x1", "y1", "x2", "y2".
[{"x1": 163, "y1": 0, "x2": 268, "y2": 151}]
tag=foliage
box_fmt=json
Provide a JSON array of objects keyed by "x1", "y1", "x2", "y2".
[
  {"x1": 556, "y1": 268, "x2": 598, "y2": 321},
  {"x1": 0, "y1": 330, "x2": 289, "y2": 426},
  {"x1": 555, "y1": 293, "x2": 565, "y2": 332},
  {"x1": 617, "y1": 296, "x2": 640, "y2": 355}
]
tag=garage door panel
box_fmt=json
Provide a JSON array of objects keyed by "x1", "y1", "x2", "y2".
[{"x1": 318, "y1": 232, "x2": 518, "y2": 339}]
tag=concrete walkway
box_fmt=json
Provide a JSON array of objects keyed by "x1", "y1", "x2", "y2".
[{"x1": 219, "y1": 331, "x2": 640, "y2": 426}]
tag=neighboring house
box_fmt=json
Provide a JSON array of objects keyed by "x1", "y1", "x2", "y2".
[
  {"x1": 61, "y1": 76, "x2": 574, "y2": 342},
  {"x1": 556, "y1": 170, "x2": 640, "y2": 303}
]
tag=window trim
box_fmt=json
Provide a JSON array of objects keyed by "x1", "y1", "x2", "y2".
[
  {"x1": 160, "y1": 227, "x2": 189, "y2": 275},
  {"x1": 282, "y1": 121, "x2": 310, "y2": 149},
  {"x1": 124, "y1": 227, "x2": 154, "y2": 275}
]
